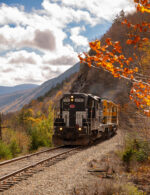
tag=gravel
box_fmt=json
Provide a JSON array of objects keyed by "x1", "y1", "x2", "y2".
[
  {"x1": 2, "y1": 130, "x2": 124, "y2": 195},
  {"x1": 0, "y1": 148, "x2": 71, "y2": 178}
]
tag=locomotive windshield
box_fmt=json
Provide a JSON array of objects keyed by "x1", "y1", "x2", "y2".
[{"x1": 62, "y1": 96, "x2": 85, "y2": 111}]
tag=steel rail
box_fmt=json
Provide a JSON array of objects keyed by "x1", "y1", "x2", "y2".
[
  {"x1": 0, "y1": 147, "x2": 80, "y2": 182},
  {"x1": 0, "y1": 146, "x2": 64, "y2": 166}
]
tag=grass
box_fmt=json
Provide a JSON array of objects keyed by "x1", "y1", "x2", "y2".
[
  {"x1": 0, "y1": 141, "x2": 12, "y2": 160},
  {"x1": 72, "y1": 180, "x2": 145, "y2": 195}
]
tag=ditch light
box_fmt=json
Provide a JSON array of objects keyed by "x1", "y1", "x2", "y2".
[{"x1": 59, "y1": 127, "x2": 63, "y2": 131}]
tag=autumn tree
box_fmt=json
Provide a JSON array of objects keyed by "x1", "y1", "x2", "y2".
[
  {"x1": 79, "y1": 0, "x2": 150, "y2": 116},
  {"x1": 28, "y1": 101, "x2": 54, "y2": 150}
]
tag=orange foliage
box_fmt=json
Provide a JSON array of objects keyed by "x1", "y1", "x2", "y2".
[{"x1": 78, "y1": 0, "x2": 150, "y2": 116}]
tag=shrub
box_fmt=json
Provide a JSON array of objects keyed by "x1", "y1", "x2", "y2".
[
  {"x1": 135, "y1": 149, "x2": 148, "y2": 162},
  {"x1": 72, "y1": 182, "x2": 145, "y2": 195},
  {"x1": 2, "y1": 128, "x2": 30, "y2": 157},
  {"x1": 29, "y1": 121, "x2": 52, "y2": 150},
  {"x1": 29, "y1": 102, "x2": 53, "y2": 150},
  {"x1": 0, "y1": 141, "x2": 12, "y2": 160},
  {"x1": 121, "y1": 138, "x2": 150, "y2": 169},
  {"x1": 123, "y1": 184, "x2": 146, "y2": 195},
  {"x1": 9, "y1": 139, "x2": 21, "y2": 157},
  {"x1": 122, "y1": 148, "x2": 134, "y2": 164},
  {"x1": 135, "y1": 141, "x2": 150, "y2": 162},
  {"x1": 29, "y1": 117, "x2": 53, "y2": 150},
  {"x1": 15, "y1": 131, "x2": 30, "y2": 154}
]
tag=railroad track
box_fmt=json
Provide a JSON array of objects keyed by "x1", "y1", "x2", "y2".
[
  {"x1": 0, "y1": 146, "x2": 63, "y2": 167},
  {"x1": 0, "y1": 146, "x2": 81, "y2": 192}
]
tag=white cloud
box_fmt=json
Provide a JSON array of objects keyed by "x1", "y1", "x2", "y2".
[
  {"x1": 7, "y1": 50, "x2": 41, "y2": 65},
  {"x1": 70, "y1": 26, "x2": 88, "y2": 47},
  {"x1": 0, "y1": 4, "x2": 68, "y2": 52},
  {"x1": 44, "y1": 55, "x2": 78, "y2": 65},
  {"x1": 0, "y1": 0, "x2": 136, "y2": 86},
  {"x1": 0, "y1": 50, "x2": 45, "y2": 85},
  {"x1": 42, "y1": 0, "x2": 97, "y2": 26},
  {"x1": 0, "y1": 26, "x2": 57, "y2": 51},
  {"x1": 51, "y1": 0, "x2": 135, "y2": 21},
  {"x1": 0, "y1": 48, "x2": 78, "y2": 85}
]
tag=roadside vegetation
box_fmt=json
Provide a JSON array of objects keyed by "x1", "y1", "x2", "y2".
[
  {"x1": 72, "y1": 135, "x2": 149, "y2": 195},
  {"x1": 0, "y1": 75, "x2": 75, "y2": 161},
  {"x1": 0, "y1": 101, "x2": 54, "y2": 160}
]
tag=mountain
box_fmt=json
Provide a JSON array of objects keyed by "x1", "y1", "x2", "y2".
[
  {"x1": 69, "y1": 11, "x2": 150, "y2": 130},
  {"x1": 0, "y1": 84, "x2": 38, "y2": 95},
  {"x1": 0, "y1": 62, "x2": 80, "y2": 113}
]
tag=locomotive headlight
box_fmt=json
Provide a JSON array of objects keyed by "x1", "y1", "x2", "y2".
[
  {"x1": 71, "y1": 98, "x2": 74, "y2": 102},
  {"x1": 78, "y1": 127, "x2": 82, "y2": 131},
  {"x1": 59, "y1": 127, "x2": 63, "y2": 131}
]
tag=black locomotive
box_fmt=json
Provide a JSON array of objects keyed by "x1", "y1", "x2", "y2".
[{"x1": 53, "y1": 93, "x2": 118, "y2": 145}]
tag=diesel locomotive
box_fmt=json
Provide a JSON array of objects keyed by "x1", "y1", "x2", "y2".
[{"x1": 52, "y1": 93, "x2": 118, "y2": 145}]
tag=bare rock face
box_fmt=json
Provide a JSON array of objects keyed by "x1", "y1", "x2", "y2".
[
  {"x1": 70, "y1": 64, "x2": 134, "y2": 129},
  {"x1": 71, "y1": 64, "x2": 132, "y2": 103}
]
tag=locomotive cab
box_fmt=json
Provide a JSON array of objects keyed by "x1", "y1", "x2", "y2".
[{"x1": 53, "y1": 94, "x2": 89, "y2": 145}]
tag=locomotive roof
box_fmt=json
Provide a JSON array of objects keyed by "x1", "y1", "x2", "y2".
[
  {"x1": 62, "y1": 93, "x2": 101, "y2": 101},
  {"x1": 62, "y1": 93, "x2": 117, "y2": 105}
]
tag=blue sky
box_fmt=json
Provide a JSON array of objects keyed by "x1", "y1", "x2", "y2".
[
  {"x1": 2, "y1": 0, "x2": 43, "y2": 11},
  {"x1": 0, "y1": 0, "x2": 135, "y2": 86}
]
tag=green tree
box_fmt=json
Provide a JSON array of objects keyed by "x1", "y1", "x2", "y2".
[{"x1": 29, "y1": 101, "x2": 54, "y2": 150}]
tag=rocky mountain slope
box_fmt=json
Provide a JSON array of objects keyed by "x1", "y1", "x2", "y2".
[{"x1": 69, "y1": 11, "x2": 150, "y2": 129}]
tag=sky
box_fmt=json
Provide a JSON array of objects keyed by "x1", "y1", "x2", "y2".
[{"x1": 0, "y1": 0, "x2": 135, "y2": 86}]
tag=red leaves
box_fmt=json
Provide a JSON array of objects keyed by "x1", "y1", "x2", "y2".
[
  {"x1": 130, "y1": 75, "x2": 134, "y2": 80},
  {"x1": 130, "y1": 95, "x2": 133, "y2": 100},
  {"x1": 126, "y1": 36, "x2": 141, "y2": 45},
  {"x1": 122, "y1": 19, "x2": 128, "y2": 24},
  {"x1": 128, "y1": 57, "x2": 133, "y2": 62},
  {"x1": 142, "y1": 38, "x2": 149, "y2": 42},
  {"x1": 105, "y1": 38, "x2": 112, "y2": 45},
  {"x1": 135, "y1": 0, "x2": 150, "y2": 13},
  {"x1": 130, "y1": 82, "x2": 150, "y2": 114},
  {"x1": 122, "y1": 19, "x2": 150, "y2": 34},
  {"x1": 134, "y1": 67, "x2": 139, "y2": 72},
  {"x1": 141, "y1": 0, "x2": 148, "y2": 5},
  {"x1": 144, "y1": 110, "x2": 150, "y2": 116},
  {"x1": 134, "y1": 0, "x2": 140, "y2": 3},
  {"x1": 146, "y1": 4, "x2": 150, "y2": 8},
  {"x1": 134, "y1": 36, "x2": 141, "y2": 43},
  {"x1": 135, "y1": 100, "x2": 140, "y2": 107},
  {"x1": 126, "y1": 39, "x2": 133, "y2": 45},
  {"x1": 113, "y1": 41, "x2": 122, "y2": 53}
]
